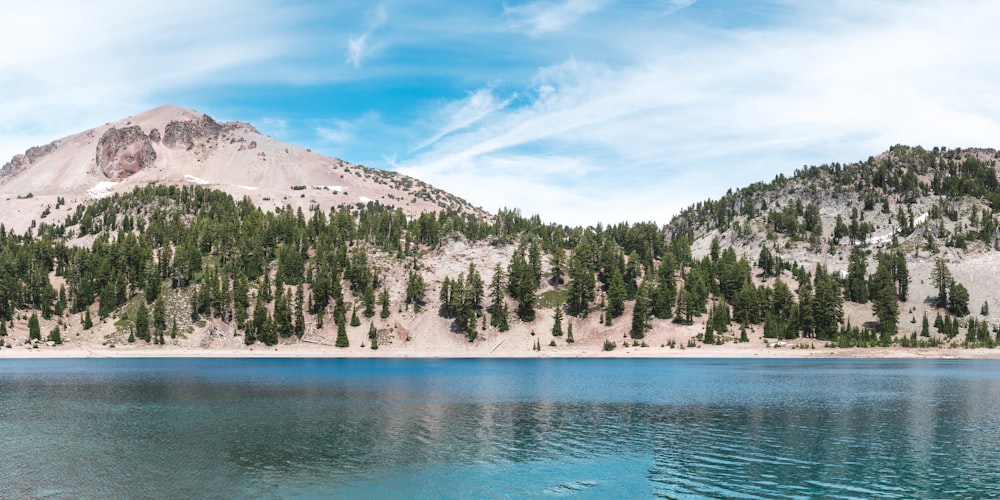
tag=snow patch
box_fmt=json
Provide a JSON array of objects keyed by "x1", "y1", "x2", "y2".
[
  {"x1": 323, "y1": 185, "x2": 344, "y2": 192},
  {"x1": 866, "y1": 212, "x2": 929, "y2": 246},
  {"x1": 359, "y1": 196, "x2": 372, "y2": 203},
  {"x1": 87, "y1": 181, "x2": 118, "y2": 199},
  {"x1": 184, "y1": 174, "x2": 210, "y2": 185},
  {"x1": 235, "y1": 185, "x2": 259, "y2": 191}
]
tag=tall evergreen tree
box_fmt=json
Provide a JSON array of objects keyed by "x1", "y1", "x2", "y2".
[
  {"x1": 28, "y1": 312, "x2": 40, "y2": 341},
  {"x1": 870, "y1": 256, "x2": 899, "y2": 340},
  {"x1": 488, "y1": 264, "x2": 509, "y2": 330},
  {"x1": 630, "y1": 283, "x2": 651, "y2": 339},
  {"x1": 606, "y1": 266, "x2": 627, "y2": 320},
  {"x1": 813, "y1": 268, "x2": 843, "y2": 340},
  {"x1": 552, "y1": 302, "x2": 564, "y2": 336},
  {"x1": 846, "y1": 247, "x2": 869, "y2": 303},
  {"x1": 135, "y1": 301, "x2": 150, "y2": 342},
  {"x1": 369, "y1": 322, "x2": 378, "y2": 350},
  {"x1": 379, "y1": 288, "x2": 391, "y2": 319},
  {"x1": 949, "y1": 282, "x2": 970, "y2": 317},
  {"x1": 931, "y1": 258, "x2": 952, "y2": 309},
  {"x1": 335, "y1": 309, "x2": 350, "y2": 348},
  {"x1": 294, "y1": 285, "x2": 306, "y2": 338},
  {"x1": 405, "y1": 271, "x2": 426, "y2": 312}
]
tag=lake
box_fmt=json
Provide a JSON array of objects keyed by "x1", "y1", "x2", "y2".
[{"x1": 2, "y1": 358, "x2": 999, "y2": 498}]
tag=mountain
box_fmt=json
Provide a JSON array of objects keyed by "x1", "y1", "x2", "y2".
[
  {"x1": 0, "y1": 105, "x2": 482, "y2": 234},
  {"x1": 2, "y1": 106, "x2": 1000, "y2": 358}
]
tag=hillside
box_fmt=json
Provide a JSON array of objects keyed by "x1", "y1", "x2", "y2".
[{"x1": 2, "y1": 107, "x2": 1000, "y2": 357}]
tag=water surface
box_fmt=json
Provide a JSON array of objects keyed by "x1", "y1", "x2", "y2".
[{"x1": 2, "y1": 358, "x2": 999, "y2": 498}]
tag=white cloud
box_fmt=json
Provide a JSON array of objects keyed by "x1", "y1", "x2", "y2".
[
  {"x1": 398, "y1": 0, "x2": 1000, "y2": 225},
  {"x1": 316, "y1": 121, "x2": 356, "y2": 144},
  {"x1": 660, "y1": 0, "x2": 697, "y2": 16},
  {"x1": 503, "y1": 0, "x2": 605, "y2": 35},
  {"x1": 0, "y1": 0, "x2": 302, "y2": 163},
  {"x1": 346, "y1": 3, "x2": 388, "y2": 68},
  {"x1": 413, "y1": 88, "x2": 517, "y2": 152}
]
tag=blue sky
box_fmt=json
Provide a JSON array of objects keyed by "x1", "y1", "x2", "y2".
[{"x1": 3, "y1": 1, "x2": 1000, "y2": 226}]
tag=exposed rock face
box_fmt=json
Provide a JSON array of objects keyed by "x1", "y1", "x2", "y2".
[
  {"x1": 149, "y1": 128, "x2": 161, "y2": 143},
  {"x1": 95, "y1": 126, "x2": 157, "y2": 180},
  {"x1": 162, "y1": 113, "x2": 260, "y2": 150},
  {"x1": 163, "y1": 114, "x2": 224, "y2": 149},
  {"x1": 1, "y1": 142, "x2": 57, "y2": 181}
]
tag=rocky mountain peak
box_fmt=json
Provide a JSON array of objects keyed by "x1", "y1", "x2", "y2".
[{"x1": 0, "y1": 142, "x2": 58, "y2": 182}]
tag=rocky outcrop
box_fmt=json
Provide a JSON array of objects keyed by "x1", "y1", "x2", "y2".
[
  {"x1": 163, "y1": 114, "x2": 223, "y2": 149},
  {"x1": 162, "y1": 114, "x2": 260, "y2": 150},
  {"x1": 1, "y1": 142, "x2": 57, "y2": 181},
  {"x1": 95, "y1": 126, "x2": 157, "y2": 180}
]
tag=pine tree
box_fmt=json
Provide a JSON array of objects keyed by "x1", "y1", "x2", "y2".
[
  {"x1": 566, "y1": 321, "x2": 574, "y2": 343},
  {"x1": 28, "y1": 312, "x2": 42, "y2": 340},
  {"x1": 362, "y1": 286, "x2": 376, "y2": 318},
  {"x1": 813, "y1": 268, "x2": 844, "y2": 340},
  {"x1": 335, "y1": 309, "x2": 350, "y2": 347},
  {"x1": 83, "y1": 309, "x2": 93, "y2": 330},
  {"x1": 350, "y1": 304, "x2": 361, "y2": 327},
  {"x1": 652, "y1": 255, "x2": 676, "y2": 319},
  {"x1": 489, "y1": 264, "x2": 508, "y2": 329},
  {"x1": 921, "y1": 313, "x2": 930, "y2": 337},
  {"x1": 406, "y1": 271, "x2": 426, "y2": 312},
  {"x1": 369, "y1": 322, "x2": 378, "y2": 350},
  {"x1": 630, "y1": 283, "x2": 651, "y2": 339},
  {"x1": 153, "y1": 296, "x2": 166, "y2": 335},
  {"x1": 379, "y1": 288, "x2": 391, "y2": 319},
  {"x1": 948, "y1": 282, "x2": 970, "y2": 317},
  {"x1": 704, "y1": 306, "x2": 716, "y2": 344},
  {"x1": 250, "y1": 295, "x2": 266, "y2": 344},
  {"x1": 294, "y1": 285, "x2": 306, "y2": 338},
  {"x1": 260, "y1": 315, "x2": 278, "y2": 346},
  {"x1": 135, "y1": 301, "x2": 151, "y2": 342},
  {"x1": 48, "y1": 326, "x2": 62, "y2": 345},
  {"x1": 552, "y1": 302, "x2": 564, "y2": 336},
  {"x1": 870, "y1": 257, "x2": 899, "y2": 340},
  {"x1": 607, "y1": 267, "x2": 627, "y2": 319},
  {"x1": 674, "y1": 288, "x2": 692, "y2": 324},
  {"x1": 275, "y1": 295, "x2": 293, "y2": 337},
  {"x1": 508, "y1": 249, "x2": 538, "y2": 321},
  {"x1": 931, "y1": 258, "x2": 952, "y2": 309},
  {"x1": 846, "y1": 247, "x2": 869, "y2": 303},
  {"x1": 893, "y1": 250, "x2": 910, "y2": 301},
  {"x1": 567, "y1": 251, "x2": 595, "y2": 317}
]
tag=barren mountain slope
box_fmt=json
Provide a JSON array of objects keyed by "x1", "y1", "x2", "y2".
[{"x1": 0, "y1": 105, "x2": 482, "y2": 234}]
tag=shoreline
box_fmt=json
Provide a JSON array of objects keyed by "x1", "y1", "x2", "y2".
[{"x1": 3, "y1": 343, "x2": 999, "y2": 360}]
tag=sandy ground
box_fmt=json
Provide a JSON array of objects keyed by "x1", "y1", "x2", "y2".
[
  {"x1": 4, "y1": 346, "x2": 997, "y2": 359},
  {"x1": 4, "y1": 336, "x2": 998, "y2": 360}
]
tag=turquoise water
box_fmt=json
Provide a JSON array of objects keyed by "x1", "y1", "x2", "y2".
[{"x1": 3, "y1": 358, "x2": 1000, "y2": 498}]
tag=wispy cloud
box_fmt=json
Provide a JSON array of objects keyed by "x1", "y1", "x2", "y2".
[
  {"x1": 397, "y1": 0, "x2": 1000, "y2": 225},
  {"x1": 413, "y1": 88, "x2": 517, "y2": 152},
  {"x1": 0, "y1": 0, "x2": 305, "y2": 161},
  {"x1": 503, "y1": 0, "x2": 605, "y2": 35},
  {"x1": 5, "y1": 1, "x2": 1000, "y2": 227},
  {"x1": 346, "y1": 3, "x2": 389, "y2": 68},
  {"x1": 661, "y1": 0, "x2": 697, "y2": 16}
]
